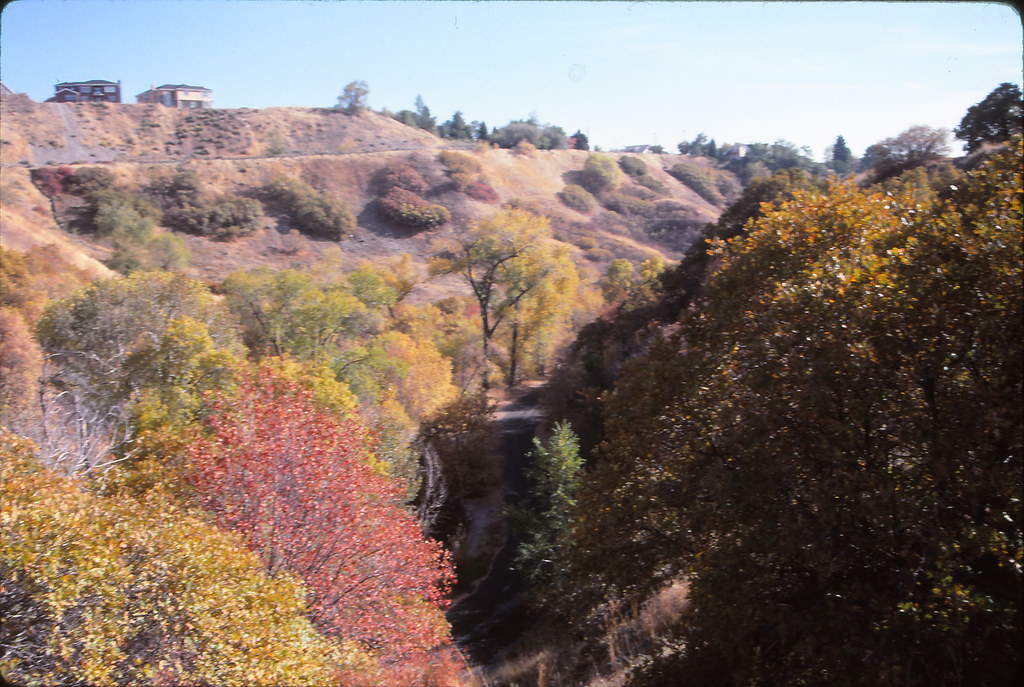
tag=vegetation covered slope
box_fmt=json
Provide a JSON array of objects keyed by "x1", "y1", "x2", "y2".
[
  {"x1": 1, "y1": 93, "x2": 727, "y2": 291},
  {"x1": 498, "y1": 139, "x2": 1022, "y2": 687}
]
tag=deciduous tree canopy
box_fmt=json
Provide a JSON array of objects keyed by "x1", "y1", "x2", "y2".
[{"x1": 571, "y1": 141, "x2": 1023, "y2": 686}]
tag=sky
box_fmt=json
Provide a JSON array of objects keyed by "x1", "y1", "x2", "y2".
[{"x1": 1, "y1": 0, "x2": 1021, "y2": 160}]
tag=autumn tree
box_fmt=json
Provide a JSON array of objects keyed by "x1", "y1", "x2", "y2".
[
  {"x1": 189, "y1": 366, "x2": 457, "y2": 670},
  {"x1": 35, "y1": 271, "x2": 241, "y2": 471},
  {"x1": 600, "y1": 258, "x2": 635, "y2": 303},
  {"x1": 1, "y1": 429, "x2": 369, "y2": 686},
  {"x1": 500, "y1": 244, "x2": 579, "y2": 385},
  {"x1": 222, "y1": 267, "x2": 367, "y2": 359},
  {"x1": 570, "y1": 141, "x2": 1023, "y2": 685},
  {"x1": 430, "y1": 207, "x2": 562, "y2": 388},
  {"x1": 0, "y1": 307, "x2": 42, "y2": 433}
]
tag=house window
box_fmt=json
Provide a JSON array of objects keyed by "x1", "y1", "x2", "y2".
[
  {"x1": 105, "y1": 86, "x2": 116, "y2": 93},
  {"x1": 80, "y1": 86, "x2": 91, "y2": 94}
]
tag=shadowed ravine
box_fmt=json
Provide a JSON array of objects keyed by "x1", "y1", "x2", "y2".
[{"x1": 446, "y1": 383, "x2": 545, "y2": 667}]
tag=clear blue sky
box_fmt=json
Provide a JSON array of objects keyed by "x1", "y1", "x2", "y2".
[{"x1": 1, "y1": 1, "x2": 1020, "y2": 159}]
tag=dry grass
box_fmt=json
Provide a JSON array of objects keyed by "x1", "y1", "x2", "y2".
[
  {"x1": 470, "y1": 579, "x2": 690, "y2": 687},
  {"x1": 2, "y1": 99, "x2": 722, "y2": 295}
]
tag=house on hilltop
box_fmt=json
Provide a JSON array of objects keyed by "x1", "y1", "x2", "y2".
[
  {"x1": 136, "y1": 84, "x2": 214, "y2": 109},
  {"x1": 48, "y1": 80, "x2": 122, "y2": 103}
]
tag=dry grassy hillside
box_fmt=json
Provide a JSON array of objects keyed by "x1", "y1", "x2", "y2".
[{"x1": 1, "y1": 91, "x2": 729, "y2": 291}]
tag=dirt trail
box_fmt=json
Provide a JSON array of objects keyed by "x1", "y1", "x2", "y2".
[{"x1": 447, "y1": 381, "x2": 546, "y2": 666}]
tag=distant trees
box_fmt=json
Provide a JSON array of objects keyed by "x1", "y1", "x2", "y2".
[
  {"x1": 667, "y1": 159, "x2": 723, "y2": 204},
  {"x1": 558, "y1": 183, "x2": 597, "y2": 213},
  {"x1": 570, "y1": 130, "x2": 590, "y2": 150},
  {"x1": 861, "y1": 125, "x2": 950, "y2": 183},
  {"x1": 491, "y1": 117, "x2": 568, "y2": 150},
  {"x1": 677, "y1": 132, "x2": 716, "y2": 157},
  {"x1": 413, "y1": 95, "x2": 436, "y2": 133},
  {"x1": 955, "y1": 82, "x2": 1023, "y2": 152},
  {"x1": 828, "y1": 134, "x2": 855, "y2": 175},
  {"x1": 337, "y1": 80, "x2": 369, "y2": 114},
  {"x1": 438, "y1": 110, "x2": 473, "y2": 140},
  {"x1": 371, "y1": 161, "x2": 450, "y2": 229}
]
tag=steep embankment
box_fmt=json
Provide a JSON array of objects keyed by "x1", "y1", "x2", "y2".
[{"x1": 1, "y1": 91, "x2": 729, "y2": 290}]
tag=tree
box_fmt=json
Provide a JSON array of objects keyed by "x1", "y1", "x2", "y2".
[
  {"x1": 570, "y1": 130, "x2": 590, "y2": 150},
  {"x1": 0, "y1": 429, "x2": 366, "y2": 686},
  {"x1": 440, "y1": 110, "x2": 473, "y2": 140},
  {"x1": 501, "y1": 243, "x2": 579, "y2": 385},
  {"x1": 954, "y1": 82, "x2": 1023, "y2": 152},
  {"x1": 414, "y1": 95, "x2": 436, "y2": 133},
  {"x1": 337, "y1": 79, "x2": 369, "y2": 114},
  {"x1": 511, "y1": 421, "x2": 584, "y2": 588},
  {"x1": 571, "y1": 142, "x2": 1023, "y2": 685},
  {"x1": 189, "y1": 366, "x2": 457, "y2": 668},
  {"x1": 861, "y1": 125, "x2": 950, "y2": 183},
  {"x1": 222, "y1": 267, "x2": 366, "y2": 359},
  {"x1": 35, "y1": 272, "x2": 241, "y2": 471},
  {"x1": 0, "y1": 307, "x2": 42, "y2": 432},
  {"x1": 830, "y1": 134, "x2": 855, "y2": 175},
  {"x1": 600, "y1": 258, "x2": 635, "y2": 303},
  {"x1": 430, "y1": 208, "x2": 559, "y2": 388}
]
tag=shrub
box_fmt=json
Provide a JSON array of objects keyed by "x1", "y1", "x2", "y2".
[
  {"x1": 165, "y1": 194, "x2": 263, "y2": 240},
  {"x1": 372, "y1": 163, "x2": 428, "y2": 195},
  {"x1": 581, "y1": 153, "x2": 623, "y2": 194},
  {"x1": 88, "y1": 189, "x2": 160, "y2": 239},
  {"x1": 558, "y1": 184, "x2": 597, "y2": 213},
  {"x1": 438, "y1": 151, "x2": 481, "y2": 191},
  {"x1": 464, "y1": 181, "x2": 499, "y2": 203},
  {"x1": 265, "y1": 176, "x2": 355, "y2": 240},
  {"x1": 64, "y1": 167, "x2": 116, "y2": 196},
  {"x1": 377, "y1": 188, "x2": 450, "y2": 229},
  {"x1": 667, "y1": 161, "x2": 724, "y2": 205},
  {"x1": 619, "y1": 155, "x2": 648, "y2": 177},
  {"x1": 602, "y1": 191, "x2": 657, "y2": 217},
  {"x1": 514, "y1": 140, "x2": 538, "y2": 156},
  {"x1": 637, "y1": 173, "x2": 669, "y2": 195},
  {"x1": 144, "y1": 168, "x2": 202, "y2": 210}
]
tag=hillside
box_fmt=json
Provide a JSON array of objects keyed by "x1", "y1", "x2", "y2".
[{"x1": 0, "y1": 93, "x2": 728, "y2": 290}]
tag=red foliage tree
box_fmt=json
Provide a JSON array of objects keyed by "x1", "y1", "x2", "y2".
[{"x1": 189, "y1": 366, "x2": 457, "y2": 668}]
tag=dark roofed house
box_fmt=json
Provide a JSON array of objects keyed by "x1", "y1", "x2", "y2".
[
  {"x1": 136, "y1": 84, "x2": 214, "y2": 109},
  {"x1": 48, "y1": 80, "x2": 121, "y2": 103}
]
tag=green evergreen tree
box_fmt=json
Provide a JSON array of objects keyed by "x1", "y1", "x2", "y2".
[
  {"x1": 512, "y1": 421, "x2": 583, "y2": 587},
  {"x1": 830, "y1": 134, "x2": 855, "y2": 174}
]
